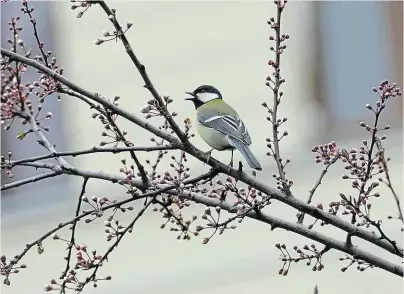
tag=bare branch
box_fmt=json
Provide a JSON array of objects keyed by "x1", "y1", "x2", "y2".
[
  {"x1": 187, "y1": 191, "x2": 403, "y2": 277},
  {"x1": 75, "y1": 197, "x2": 153, "y2": 292},
  {"x1": 1, "y1": 171, "x2": 62, "y2": 191},
  {"x1": 307, "y1": 156, "x2": 339, "y2": 204},
  {"x1": 6, "y1": 159, "x2": 404, "y2": 274},
  {"x1": 1, "y1": 0, "x2": 402, "y2": 288},
  {"x1": 23, "y1": 1, "x2": 50, "y2": 68},
  {"x1": 271, "y1": 4, "x2": 285, "y2": 179},
  {"x1": 298, "y1": 155, "x2": 339, "y2": 224},
  {"x1": 102, "y1": 107, "x2": 149, "y2": 188},
  {"x1": 61, "y1": 178, "x2": 89, "y2": 293},
  {"x1": 265, "y1": 2, "x2": 292, "y2": 194},
  {"x1": 93, "y1": 0, "x2": 188, "y2": 143},
  {"x1": 6, "y1": 156, "x2": 404, "y2": 259},
  {"x1": 1, "y1": 48, "x2": 178, "y2": 145},
  {"x1": 2, "y1": 48, "x2": 402, "y2": 263},
  {"x1": 22, "y1": 108, "x2": 69, "y2": 167},
  {"x1": 5, "y1": 162, "x2": 403, "y2": 277},
  {"x1": 375, "y1": 138, "x2": 403, "y2": 223},
  {"x1": 3, "y1": 170, "x2": 218, "y2": 286},
  {"x1": 9, "y1": 145, "x2": 179, "y2": 167}
]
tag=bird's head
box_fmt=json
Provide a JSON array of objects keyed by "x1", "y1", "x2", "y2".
[{"x1": 185, "y1": 85, "x2": 222, "y2": 108}]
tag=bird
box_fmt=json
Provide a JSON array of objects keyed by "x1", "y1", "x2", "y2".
[{"x1": 185, "y1": 85, "x2": 262, "y2": 171}]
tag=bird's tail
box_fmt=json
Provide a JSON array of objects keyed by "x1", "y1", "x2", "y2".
[{"x1": 229, "y1": 138, "x2": 262, "y2": 171}]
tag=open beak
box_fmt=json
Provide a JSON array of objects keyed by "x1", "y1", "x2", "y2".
[{"x1": 185, "y1": 92, "x2": 196, "y2": 101}]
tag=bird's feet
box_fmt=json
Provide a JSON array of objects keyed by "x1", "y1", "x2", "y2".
[
  {"x1": 205, "y1": 149, "x2": 214, "y2": 165},
  {"x1": 225, "y1": 158, "x2": 233, "y2": 174}
]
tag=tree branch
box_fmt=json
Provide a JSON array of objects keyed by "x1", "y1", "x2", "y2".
[
  {"x1": 1, "y1": 48, "x2": 179, "y2": 145},
  {"x1": 4, "y1": 169, "x2": 219, "y2": 285},
  {"x1": 2, "y1": 47, "x2": 402, "y2": 260},
  {"x1": 19, "y1": 107, "x2": 72, "y2": 173},
  {"x1": 298, "y1": 155, "x2": 339, "y2": 224},
  {"x1": 77, "y1": 197, "x2": 154, "y2": 292},
  {"x1": 9, "y1": 145, "x2": 179, "y2": 167},
  {"x1": 61, "y1": 178, "x2": 89, "y2": 293},
  {"x1": 6, "y1": 159, "x2": 404, "y2": 274},
  {"x1": 102, "y1": 107, "x2": 149, "y2": 188},
  {"x1": 5, "y1": 161, "x2": 402, "y2": 277},
  {"x1": 266, "y1": 1, "x2": 291, "y2": 195},
  {"x1": 1, "y1": 0, "x2": 402, "y2": 287},
  {"x1": 1, "y1": 171, "x2": 62, "y2": 191},
  {"x1": 186, "y1": 191, "x2": 403, "y2": 276},
  {"x1": 94, "y1": 0, "x2": 188, "y2": 143},
  {"x1": 375, "y1": 138, "x2": 403, "y2": 223}
]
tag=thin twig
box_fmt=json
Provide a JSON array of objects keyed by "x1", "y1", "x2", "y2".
[
  {"x1": 24, "y1": 1, "x2": 50, "y2": 68},
  {"x1": 94, "y1": 0, "x2": 187, "y2": 143},
  {"x1": 154, "y1": 199, "x2": 189, "y2": 232},
  {"x1": 7, "y1": 168, "x2": 218, "y2": 269},
  {"x1": 22, "y1": 108, "x2": 69, "y2": 167},
  {"x1": 9, "y1": 145, "x2": 178, "y2": 167},
  {"x1": 375, "y1": 139, "x2": 403, "y2": 222},
  {"x1": 307, "y1": 157, "x2": 339, "y2": 204},
  {"x1": 78, "y1": 197, "x2": 154, "y2": 292},
  {"x1": 61, "y1": 178, "x2": 89, "y2": 293},
  {"x1": 1, "y1": 171, "x2": 62, "y2": 190},
  {"x1": 103, "y1": 107, "x2": 149, "y2": 188},
  {"x1": 298, "y1": 156, "x2": 339, "y2": 224},
  {"x1": 270, "y1": 3, "x2": 289, "y2": 191},
  {"x1": 59, "y1": 88, "x2": 100, "y2": 109},
  {"x1": 314, "y1": 285, "x2": 319, "y2": 294}
]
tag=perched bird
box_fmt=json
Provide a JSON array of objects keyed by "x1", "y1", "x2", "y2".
[{"x1": 185, "y1": 85, "x2": 262, "y2": 171}]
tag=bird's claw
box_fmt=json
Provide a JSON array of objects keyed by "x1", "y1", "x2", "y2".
[
  {"x1": 229, "y1": 158, "x2": 233, "y2": 168},
  {"x1": 226, "y1": 165, "x2": 231, "y2": 174},
  {"x1": 204, "y1": 149, "x2": 213, "y2": 165}
]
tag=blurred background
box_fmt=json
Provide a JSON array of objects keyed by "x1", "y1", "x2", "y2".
[{"x1": 1, "y1": 1, "x2": 403, "y2": 294}]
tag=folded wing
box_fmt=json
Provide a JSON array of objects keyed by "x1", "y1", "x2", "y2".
[{"x1": 199, "y1": 114, "x2": 252, "y2": 146}]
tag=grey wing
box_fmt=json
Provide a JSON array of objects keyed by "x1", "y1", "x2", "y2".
[{"x1": 199, "y1": 114, "x2": 252, "y2": 146}]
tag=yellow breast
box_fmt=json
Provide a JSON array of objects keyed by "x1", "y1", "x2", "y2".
[{"x1": 196, "y1": 120, "x2": 231, "y2": 151}]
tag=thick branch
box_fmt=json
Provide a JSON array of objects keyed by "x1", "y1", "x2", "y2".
[
  {"x1": 1, "y1": 48, "x2": 178, "y2": 145},
  {"x1": 7, "y1": 170, "x2": 218, "y2": 273},
  {"x1": 2, "y1": 48, "x2": 402, "y2": 259},
  {"x1": 7, "y1": 162, "x2": 402, "y2": 276},
  {"x1": 186, "y1": 192, "x2": 403, "y2": 277},
  {"x1": 8, "y1": 159, "x2": 404, "y2": 261}
]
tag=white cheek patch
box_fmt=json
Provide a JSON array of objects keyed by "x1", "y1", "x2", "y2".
[{"x1": 197, "y1": 92, "x2": 219, "y2": 103}]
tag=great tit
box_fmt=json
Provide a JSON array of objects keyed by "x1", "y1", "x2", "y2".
[{"x1": 185, "y1": 85, "x2": 262, "y2": 171}]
